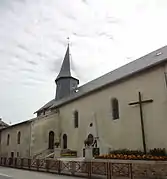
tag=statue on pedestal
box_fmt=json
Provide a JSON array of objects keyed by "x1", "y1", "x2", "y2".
[
  {"x1": 84, "y1": 134, "x2": 98, "y2": 159},
  {"x1": 55, "y1": 141, "x2": 60, "y2": 148},
  {"x1": 84, "y1": 134, "x2": 97, "y2": 148},
  {"x1": 54, "y1": 139, "x2": 61, "y2": 158}
]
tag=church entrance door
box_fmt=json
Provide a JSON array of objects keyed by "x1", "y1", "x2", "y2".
[
  {"x1": 63, "y1": 134, "x2": 67, "y2": 149},
  {"x1": 10, "y1": 152, "x2": 14, "y2": 165},
  {"x1": 48, "y1": 131, "x2": 54, "y2": 149}
]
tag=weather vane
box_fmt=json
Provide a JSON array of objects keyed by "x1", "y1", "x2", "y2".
[{"x1": 67, "y1": 37, "x2": 70, "y2": 45}]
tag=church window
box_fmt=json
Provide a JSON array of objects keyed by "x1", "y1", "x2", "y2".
[
  {"x1": 7, "y1": 134, "x2": 10, "y2": 145},
  {"x1": 74, "y1": 110, "x2": 79, "y2": 128},
  {"x1": 48, "y1": 131, "x2": 54, "y2": 149},
  {"x1": 17, "y1": 131, "x2": 21, "y2": 144},
  {"x1": 90, "y1": 123, "x2": 93, "y2": 127},
  {"x1": 111, "y1": 98, "x2": 119, "y2": 119},
  {"x1": 63, "y1": 134, "x2": 67, "y2": 149}
]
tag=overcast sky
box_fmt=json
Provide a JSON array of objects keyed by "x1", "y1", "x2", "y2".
[{"x1": 0, "y1": 0, "x2": 167, "y2": 124}]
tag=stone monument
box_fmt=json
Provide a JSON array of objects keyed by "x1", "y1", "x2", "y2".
[
  {"x1": 85, "y1": 146, "x2": 93, "y2": 160},
  {"x1": 54, "y1": 140, "x2": 61, "y2": 158},
  {"x1": 84, "y1": 134, "x2": 94, "y2": 160}
]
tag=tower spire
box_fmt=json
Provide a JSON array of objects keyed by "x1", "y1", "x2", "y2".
[
  {"x1": 67, "y1": 37, "x2": 70, "y2": 45},
  {"x1": 55, "y1": 38, "x2": 79, "y2": 100},
  {"x1": 55, "y1": 38, "x2": 71, "y2": 81}
]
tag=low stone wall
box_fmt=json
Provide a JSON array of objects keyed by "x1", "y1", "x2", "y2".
[
  {"x1": 1, "y1": 157, "x2": 167, "y2": 178},
  {"x1": 91, "y1": 159, "x2": 167, "y2": 178}
]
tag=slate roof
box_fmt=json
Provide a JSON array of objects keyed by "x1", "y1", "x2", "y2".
[
  {"x1": 0, "y1": 118, "x2": 36, "y2": 131},
  {"x1": 55, "y1": 44, "x2": 71, "y2": 81},
  {"x1": 35, "y1": 45, "x2": 167, "y2": 113},
  {"x1": 35, "y1": 99, "x2": 55, "y2": 113},
  {"x1": 0, "y1": 119, "x2": 9, "y2": 129}
]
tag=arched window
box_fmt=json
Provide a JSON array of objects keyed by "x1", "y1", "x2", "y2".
[
  {"x1": 7, "y1": 134, "x2": 10, "y2": 145},
  {"x1": 17, "y1": 131, "x2": 21, "y2": 144},
  {"x1": 111, "y1": 98, "x2": 119, "y2": 119},
  {"x1": 74, "y1": 110, "x2": 79, "y2": 128},
  {"x1": 48, "y1": 131, "x2": 54, "y2": 149},
  {"x1": 63, "y1": 134, "x2": 67, "y2": 149}
]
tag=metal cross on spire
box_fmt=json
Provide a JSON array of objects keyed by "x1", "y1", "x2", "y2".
[
  {"x1": 67, "y1": 37, "x2": 70, "y2": 46},
  {"x1": 67, "y1": 37, "x2": 71, "y2": 57}
]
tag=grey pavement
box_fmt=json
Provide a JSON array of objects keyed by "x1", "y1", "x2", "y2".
[{"x1": 0, "y1": 167, "x2": 83, "y2": 179}]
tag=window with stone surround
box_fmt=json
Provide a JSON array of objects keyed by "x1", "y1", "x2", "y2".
[
  {"x1": 17, "y1": 131, "x2": 21, "y2": 144},
  {"x1": 74, "y1": 110, "x2": 79, "y2": 128},
  {"x1": 7, "y1": 134, "x2": 10, "y2": 145},
  {"x1": 63, "y1": 134, "x2": 67, "y2": 149},
  {"x1": 111, "y1": 98, "x2": 119, "y2": 120}
]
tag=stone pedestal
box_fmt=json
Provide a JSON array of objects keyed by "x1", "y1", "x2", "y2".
[
  {"x1": 85, "y1": 147, "x2": 93, "y2": 160},
  {"x1": 54, "y1": 148, "x2": 61, "y2": 158}
]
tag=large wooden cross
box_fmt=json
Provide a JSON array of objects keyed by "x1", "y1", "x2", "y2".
[{"x1": 129, "y1": 92, "x2": 153, "y2": 154}]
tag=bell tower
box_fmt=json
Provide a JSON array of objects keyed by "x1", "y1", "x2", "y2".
[{"x1": 55, "y1": 43, "x2": 79, "y2": 100}]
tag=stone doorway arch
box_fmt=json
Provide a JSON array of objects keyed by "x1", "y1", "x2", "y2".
[
  {"x1": 63, "y1": 134, "x2": 67, "y2": 149},
  {"x1": 48, "y1": 131, "x2": 54, "y2": 149}
]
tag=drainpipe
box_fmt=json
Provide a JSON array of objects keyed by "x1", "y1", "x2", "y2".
[{"x1": 29, "y1": 122, "x2": 32, "y2": 158}]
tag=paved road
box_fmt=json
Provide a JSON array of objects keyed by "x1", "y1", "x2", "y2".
[{"x1": 0, "y1": 167, "x2": 82, "y2": 179}]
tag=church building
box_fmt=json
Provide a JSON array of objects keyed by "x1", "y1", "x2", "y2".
[{"x1": 1, "y1": 44, "x2": 167, "y2": 158}]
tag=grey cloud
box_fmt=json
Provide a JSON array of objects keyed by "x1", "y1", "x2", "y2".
[
  {"x1": 26, "y1": 76, "x2": 46, "y2": 84},
  {"x1": 21, "y1": 81, "x2": 42, "y2": 87},
  {"x1": 17, "y1": 44, "x2": 29, "y2": 52},
  {"x1": 106, "y1": 16, "x2": 121, "y2": 24},
  {"x1": 98, "y1": 32, "x2": 114, "y2": 40},
  {"x1": 70, "y1": 56, "x2": 77, "y2": 72},
  {"x1": 81, "y1": 0, "x2": 88, "y2": 5},
  {"x1": 63, "y1": 14, "x2": 76, "y2": 21},
  {"x1": 35, "y1": 52, "x2": 50, "y2": 60},
  {"x1": 48, "y1": 58, "x2": 63, "y2": 73},
  {"x1": 0, "y1": 49, "x2": 19, "y2": 59},
  {"x1": 56, "y1": 39, "x2": 68, "y2": 46},
  {"x1": 20, "y1": 68, "x2": 36, "y2": 73},
  {"x1": 14, "y1": 54, "x2": 22, "y2": 60},
  {"x1": 23, "y1": 28, "x2": 38, "y2": 38},
  {"x1": 58, "y1": 28, "x2": 68, "y2": 32},
  {"x1": 20, "y1": 82, "x2": 35, "y2": 88},
  {"x1": 1, "y1": 0, "x2": 165, "y2": 125},
  {"x1": 0, "y1": 0, "x2": 13, "y2": 11},
  {"x1": 72, "y1": 32, "x2": 89, "y2": 38},
  {"x1": 0, "y1": 68, "x2": 7, "y2": 72},
  {"x1": 126, "y1": 57, "x2": 134, "y2": 61},
  {"x1": 26, "y1": 60, "x2": 38, "y2": 66}
]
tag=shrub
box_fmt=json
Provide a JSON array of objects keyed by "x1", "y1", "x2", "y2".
[
  {"x1": 110, "y1": 149, "x2": 144, "y2": 156},
  {"x1": 149, "y1": 148, "x2": 166, "y2": 156}
]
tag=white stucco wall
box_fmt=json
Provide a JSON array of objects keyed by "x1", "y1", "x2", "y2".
[
  {"x1": 57, "y1": 64, "x2": 167, "y2": 156},
  {"x1": 6, "y1": 63, "x2": 167, "y2": 158},
  {"x1": 30, "y1": 110, "x2": 60, "y2": 156},
  {"x1": 0, "y1": 122, "x2": 31, "y2": 158}
]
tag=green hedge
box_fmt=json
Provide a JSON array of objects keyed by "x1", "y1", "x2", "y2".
[{"x1": 109, "y1": 148, "x2": 166, "y2": 156}]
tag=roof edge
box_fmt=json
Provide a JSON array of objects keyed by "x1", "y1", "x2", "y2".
[{"x1": 50, "y1": 57, "x2": 167, "y2": 110}]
